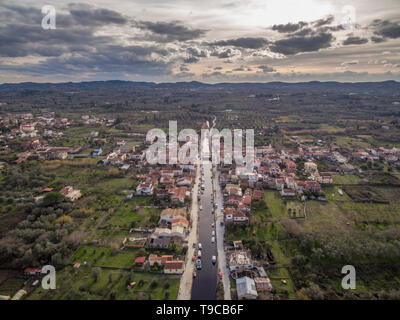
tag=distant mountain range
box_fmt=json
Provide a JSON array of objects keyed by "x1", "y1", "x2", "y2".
[{"x1": 1, "y1": 80, "x2": 399, "y2": 94}]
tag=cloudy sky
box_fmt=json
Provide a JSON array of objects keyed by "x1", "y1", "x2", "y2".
[{"x1": 1, "y1": 0, "x2": 400, "y2": 83}]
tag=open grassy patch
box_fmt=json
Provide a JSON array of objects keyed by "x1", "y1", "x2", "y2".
[
  {"x1": 337, "y1": 202, "x2": 400, "y2": 226},
  {"x1": 264, "y1": 190, "x2": 287, "y2": 219},
  {"x1": 70, "y1": 245, "x2": 139, "y2": 268},
  {"x1": 332, "y1": 174, "x2": 363, "y2": 185},
  {"x1": 27, "y1": 266, "x2": 179, "y2": 300}
]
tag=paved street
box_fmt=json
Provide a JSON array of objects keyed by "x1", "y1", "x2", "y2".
[
  {"x1": 177, "y1": 159, "x2": 200, "y2": 300},
  {"x1": 213, "y1": 169, "x2": 231, "y2": 300}
]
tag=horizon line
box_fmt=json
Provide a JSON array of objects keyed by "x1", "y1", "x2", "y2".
[{"x1": 1, "y1": 79, "x2": 399, "y2": 86}]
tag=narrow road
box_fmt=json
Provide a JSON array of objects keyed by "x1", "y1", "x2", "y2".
[
  {"x1": 177, "y1": 158, "x2": 200, "y2": 300},
  {"x1": 213, "y1": 168, "x2": 231, "y2": 299},
  {"x1": 191, "y1": 119, "x2": 218, "y2": 299},
  {"x1": 191, "y1": 161, "x2": 217, "y2": 299}
]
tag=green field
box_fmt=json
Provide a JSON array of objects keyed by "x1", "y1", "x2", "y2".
[
  {"x1": 332, "y1": 174, "x2": 363, "y2": 185},
  {"x1": 268, "y1": 267, "x2": 297, "y2": 299},
  {"x1": 27, "y1": 266, "x2": 179, "y2": 300},
  {"x1": 264, "y1": 190, "x2": 288, "y2": 219},
  {"x1": 70, "y1": 245, "x2": 140, "y2": 268}
]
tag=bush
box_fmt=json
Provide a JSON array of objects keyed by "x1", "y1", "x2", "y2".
[
  {"x1": 301, "y1": 283, "x2": 324, "y2": 300},
  {"x1": 42, "y1": 192, "x2": 64, "y2": 207}
]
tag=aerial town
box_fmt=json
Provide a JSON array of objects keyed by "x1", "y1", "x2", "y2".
[
  {"x1": 1, "y1": 82, "x2": 400, "y2": 301},
  {"x1": 2, "y1": 0, "x2": 400, "y2": 305}
]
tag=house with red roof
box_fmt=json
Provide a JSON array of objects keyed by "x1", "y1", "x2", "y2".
[
  {"x1": 280, "y1": 189, "x2": 296, "y2": 197},
  {"x1": 24, "y1": 268, "x2": 42, "y2": 276},
  {"x1": 170, "y1": 186, "x2": 187, "y2": 205},
  {"x1": 284, "y1": 159, "x2": 297, "y2": 172},
  {"x1": 134, "y1": 256, "x2": 146, "y2": 266},
  {"x1": 164, "y1": 260, "x2": 184, "y2": 274},
  {"x1": 253, "y1": 190, "x2": 264, "y2": 201},
  {"x1": 161, "y1": 255, "x2": 173, "y2": 264},
  {"x1": 305, "y1": 181, "x2": 322, "y2": 193}
]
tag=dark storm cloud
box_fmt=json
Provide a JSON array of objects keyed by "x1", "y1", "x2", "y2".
[
  {"x1": 208, "y1": 16, "x2": 341, "y2": 57},
  {"x1": 371, "y1": 20, "x2": 400, "y2": 39},
  {"x1": 0, "y1": 4, "x2": 76, "y2": 28},
  {"x1": 209, "y1": 37, "x2": 269, "y2": 49},
  {"x1": 272, "y1": 21, "x2": 308, "y2": 33},
  {"x1": 135, "y1": 20, "x2": 207, "y2": 42},
  {"x1": 2, "y1": 2, "x2": 400, "y2": 82},
  {"x1": 0, "y1": 4, "x2": 74, "y2": 29},
  {"x1": 266, "y1": 16, "x2": 347, "y2": 56},
  {"x1": 342, "y1": 36, "x2": 369, "y2": 45},
  {"x1": 0, "y1": 23, "x2": 109, "y2": 57},
  {"x1": 2, "y1": 3, "x2": 128, "y2": 27},
  {"x1": 0, "y1": 4, "x2": 127, "y2": 58},
  {"x1": 0, "y1": 4, "x2": 176, "y2": 77},
  {"x1": 0, "y1": 44, "x2": 175, "y2": 77},
  {"x1": 293, "y1": 28, "x2": 315, "y2": 36},
  {"x1": 68, "y1": 4, "x2": 128, "y2": 26},
  {"x1": 270, "y1": 32, "x2": 334, "y2": 55}
]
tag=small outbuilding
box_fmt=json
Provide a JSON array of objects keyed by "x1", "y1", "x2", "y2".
[{"x1": 236, "y1": 276, "x2": 258, "y2": 300}]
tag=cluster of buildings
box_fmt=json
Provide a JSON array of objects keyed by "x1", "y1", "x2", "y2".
[
  {"x1": 124, "y1": 208, "x2": 190, "y2": 250},
  {"x1": 15, "y1": 143, "x2": 84, "y2": 163},
  {"x1": 350, "y1": 147, "x2": 400, "y2": 164},
  {"x1": 218, "y1": 140, "x2": 397, "y2": 224},
  {"x1": 218, "y1": 144, "x2": 334, "y2": 202},
  {"x1": 35, "y1": 186, "x2": 82, "y2": 203},
  {"x1": 81, "y1": 115, "x2": 115, "y2": 126},
  {"x1": 133, "y1": 254, "x2": 185, "y2": 274},
  {"x1": 0, "y1": 112, "x2": 70, "y2": 142},
  {"x1": 222, "y1": 186, "x2": 259, "y2": 225},
  {"x1": 135, "y1": 166, "x2": 194, "y2": 208},
  {"x1": 104, "y1": 143, "x2": 136, "y2": 165},
  {"x1": 0, "y1": 112, "x2": 117, "y2": 150},
  {"x1": 226, "y1": 248, "x2": 272, "y2": 300},
  {"x1": 0, "y1": 112, "x2": 127, "y2": 165},
  {"x1": 148, "y1": 208, "x2": 190, "y2": 248},
  {"x1": 59, "y1": 186, "x2": 82, "y2": 202}
]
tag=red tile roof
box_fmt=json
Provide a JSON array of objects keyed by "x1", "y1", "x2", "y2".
[
  {"x1": 161, "y1": 255, "x2": 173, "y2": 264},
  {"x1": 164, "y1": 260, "x2": 184, "y2": 270},
  {"x1": 134, "y1": 256, "x2": 146, "y2": 265}
]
